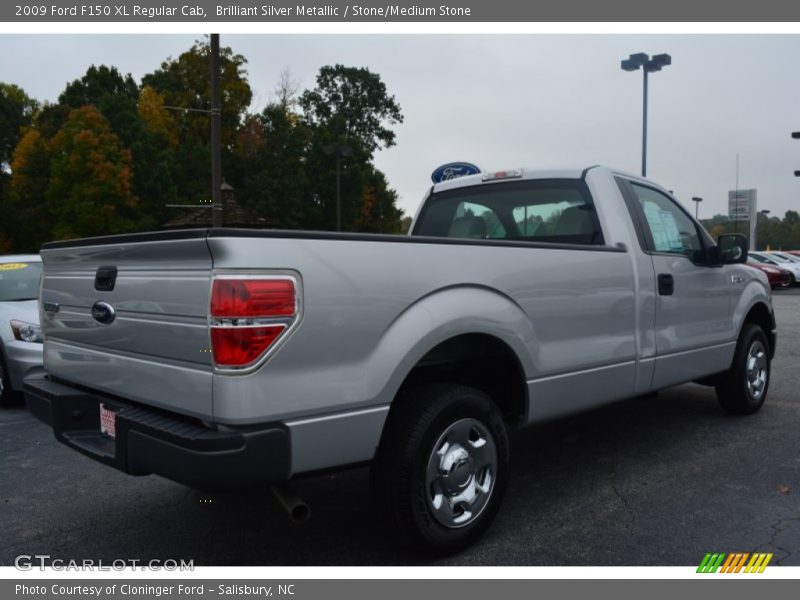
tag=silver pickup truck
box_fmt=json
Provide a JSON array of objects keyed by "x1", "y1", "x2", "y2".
[{"x1": 25, "y1": 166, "x2": 776, "y2": 553}]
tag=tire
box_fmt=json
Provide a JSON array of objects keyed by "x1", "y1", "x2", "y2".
[
  {"x1": 0, "y1": 348, "x2": 20, "y2": 408},
  {"x1": 371, "y1": 383, "x2": 510, "y2": 555},
  {"x1": 715, "y1": 323, "x2": 771, "y2": 415}
]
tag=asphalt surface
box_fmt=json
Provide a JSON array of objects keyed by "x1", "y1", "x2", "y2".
[{"x1": 1, "y1": 289, "x2": 799, "y2": 566}]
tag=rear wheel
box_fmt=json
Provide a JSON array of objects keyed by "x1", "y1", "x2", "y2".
[
  {"x1": 715, "y1": 323, "x2": 770, "y2": 415},
  {"x1": 371, "y1": 383, "x2": 510, "y2": 555}
]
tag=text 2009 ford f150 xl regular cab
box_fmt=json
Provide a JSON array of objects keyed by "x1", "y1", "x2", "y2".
[{"x1": 25, "y1": 166, "x2": 776, "y2": 553}]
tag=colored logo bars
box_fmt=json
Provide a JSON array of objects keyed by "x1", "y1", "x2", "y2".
[{"x1": 697, "y1": 552, "x2": 773, "y2": 573}]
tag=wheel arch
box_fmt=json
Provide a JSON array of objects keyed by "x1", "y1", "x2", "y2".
[
  {"x1": 740, "y1": 301, "x2": 776, "y2": 359},
  {"x1": 391, "y1": 332, "x2": 529, "y2": 426},
  {"x1": 368, "y1": 286, "x2": 534, "y2": 431}
]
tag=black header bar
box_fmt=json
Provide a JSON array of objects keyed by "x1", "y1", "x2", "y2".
[{"x1": 4, "y1": 0, "x2": 800, "y2": 22}]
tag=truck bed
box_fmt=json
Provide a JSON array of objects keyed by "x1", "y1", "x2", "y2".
[{"x1": 39, "y1": 227, "x2": 635, "y2": 426}]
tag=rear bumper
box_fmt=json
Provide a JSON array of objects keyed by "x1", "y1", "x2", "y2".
[
  {"x1": 24, "y1": 375, "x2": 291, "y2": 490},
  {"x1": 2, "y1": 340, "x2": 43, "y2": 391}
]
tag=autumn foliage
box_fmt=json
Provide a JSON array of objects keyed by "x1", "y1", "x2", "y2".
[{"x1": 0, "y1": 39, "x2": 406, "y2": 252}]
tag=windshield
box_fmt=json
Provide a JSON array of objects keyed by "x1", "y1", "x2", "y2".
[
  {"x1": 0, "y1": 261, "x2": 42, "y2": 301},
  {"x1": 767, "y1": 253, "x2": 791, "y2": 263},
  {"x1": 413, "y1": 179, "x2": 604, "y2": 246},
  {"x1": 772, "y1": 253, "x2": 799, "y2": 263},
  {"x1": 749, "y1": 254, "x2": 774, "y2": 265}
]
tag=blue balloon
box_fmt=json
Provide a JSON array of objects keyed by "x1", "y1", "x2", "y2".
[{"x1": 431, "y1": 162, "x2": 481, "y2": 183}]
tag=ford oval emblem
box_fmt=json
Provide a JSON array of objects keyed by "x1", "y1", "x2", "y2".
[
  {"x1": 431, "y1": 162, "x2": 481, "y2": 184},
  {"x1": 91, "y1": 301, "x2": 116, "y2": 325}
]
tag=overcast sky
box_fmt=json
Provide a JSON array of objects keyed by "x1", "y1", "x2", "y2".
[{"x1": 3, "y1": 34, "x2": 800, "y2": 219}]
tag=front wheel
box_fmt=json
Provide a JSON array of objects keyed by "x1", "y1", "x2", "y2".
[
  {"x1": 0, "y1": 349, "x2": 19, "y2": 408},
  {"x1": 715, "y1": 323, "x2": 771, "y2": 415},
  {"x1": 371, "y1": 384, "x2": 510, "y2": 555}
]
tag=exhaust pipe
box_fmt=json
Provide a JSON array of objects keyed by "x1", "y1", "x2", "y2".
[{"x1": 270, "y1": 484, "x2": 310, "y2": 523}]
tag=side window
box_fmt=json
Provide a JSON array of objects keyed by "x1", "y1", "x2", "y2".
[{"x1": 630, "y1": 184, "x2": 704, "y2": 261}]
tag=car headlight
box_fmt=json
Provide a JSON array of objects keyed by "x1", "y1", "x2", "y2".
[{"x1": 10, "y1": 319, "x2": 43, "y2": 343}]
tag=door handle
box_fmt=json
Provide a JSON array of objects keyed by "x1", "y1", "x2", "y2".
[
  {"x1": 94, "y1": 265, "x2": 118, "y2": 291},
  {"x1": 658, "y1": 273, "x2": 674, "y2": 296}
]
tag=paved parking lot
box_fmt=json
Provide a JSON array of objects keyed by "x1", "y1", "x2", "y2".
[{"x1": 1, "y1": 289, "x2": 799, "y2": 566}]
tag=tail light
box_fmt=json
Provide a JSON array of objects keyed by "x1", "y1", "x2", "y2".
[
  {"x1": 210, "y1": 276, "x2": 298, "y2": 370},
  {"x1": 211, "y1": 279, "x2": 295, "y2": 318}
]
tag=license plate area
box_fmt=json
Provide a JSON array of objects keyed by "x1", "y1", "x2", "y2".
[{"x1": 99, "y1": 403, "x2": 117, "y2": 439}]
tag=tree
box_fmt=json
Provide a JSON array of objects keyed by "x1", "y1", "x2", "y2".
[
  {"x1": 274, "y1": 69, "x2": 300, "y2": 111},
  {"x1": 703, "y1": 212, "x2": 800, "y2": 251},
  {"x1": 137, "y1": 85, "x2": 178, "y2": 146},
  {"x1": 300, "y1": 64, "x2": 403, "y2": 158},
  {"x1": 3, "y1": 51, "x2": 409, "y2": 246},
  {"x1": 56, "y1": 66, "x2": 178, "y2": 228},
  {"x1": 46, "y1": 106, "x2": 138, "y2": 240},
  {"x1": 142, "y1": 39, "x2": 252, "y2": 209},
  {"x1": 0, "y1": 83, "x2": 38, "y2": 167},
  {"x1": 142, "y1": 39, "x2": 252, "y2": 147},
  {"x1": 399, "y1": 215, "x2": 413, "y2": 234},
  {"x1": 0, "y1": 83, "x2": 38, "y2": 250},
  {"x1": 708, "y1": 223, "x2": 728, "y2": 240},
  {"x1": 6, "y1": 128, "x2": 52, "y2": 250},
  {"x1": 352, "y1": 168, "x2": 403, "y2": 233},
  {"x1": 59, "y1": 66, "x2": 140, "y2": 140},
  {"x1": 227, "y1": 66, "x2": 406, "y2": 233},
  {"x1": 228, "y1": 101, "x2": 314, "y2": 229},
  {"x1": 295, "y1": 65, "x2": 405, "y2": 232}
]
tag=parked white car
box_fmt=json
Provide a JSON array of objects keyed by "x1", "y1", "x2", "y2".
[
  {"x1": 0, "y1": 255, "x2": 43, "y2": 406},
  {"x1": 750, "y1": 251, "x2": 800, "y2": 284},
  {"x1": 768, "y1": 251, "x2": 800, "y2": 265}
]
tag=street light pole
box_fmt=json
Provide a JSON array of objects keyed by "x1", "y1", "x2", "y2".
[
  {"x1": 793, "y1": 132, "x2": 800, "y2": 178},
  {"x1": 733, "y1": 154, "x2": 740, "y2": 235},
  {"x1": 641, "y1": 68, "x2": 648, "y2": 177},
  {"x1": 323, "y1": 144, "x2": 353, "y2": 232},
  {"x1": 757, "y1": 209, "x2": 771, "y2": 250},
  {"x1": 692, "y1": 197, "x2": 702, "y2": 219},
  {"x1": 621, "y1": 53, "x2": 671, "y2": 177},
  {"x1": 335, "y1": 152, "x2": 342, "y2": 232}
]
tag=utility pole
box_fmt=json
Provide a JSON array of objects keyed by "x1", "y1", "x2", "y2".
[{"x1": 210, "y1": 33, "x2": 222, "y2": 228}]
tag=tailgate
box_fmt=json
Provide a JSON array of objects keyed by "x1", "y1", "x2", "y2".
[{"x1": 39, "y1": 231, "x2": 214, "y2": 420}]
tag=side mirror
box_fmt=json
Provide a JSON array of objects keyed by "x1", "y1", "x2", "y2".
[{"x1": 714, "y1": 234, "x2": 748, "y2": 265}]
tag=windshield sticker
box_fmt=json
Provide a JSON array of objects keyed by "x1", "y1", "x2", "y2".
[
  {"x1": 0, "y1": 263, "x2": 29, "y2": 271},
  {"x1": 659, "y1": 210, "x2": 685, "y2": 251}
]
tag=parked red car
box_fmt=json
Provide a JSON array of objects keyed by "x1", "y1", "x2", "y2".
[{"x1": 746, "y1": 261, "x2": 792, "y2": 289}]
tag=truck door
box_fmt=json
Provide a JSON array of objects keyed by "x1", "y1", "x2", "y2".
[{"x1": 619, "y1": 180, "x2": 733, "y2": 389}]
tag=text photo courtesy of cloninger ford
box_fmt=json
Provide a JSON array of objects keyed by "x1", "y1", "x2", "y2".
[{"x1": 1, "y1": 33, "x2": 799, "y2": 566}]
